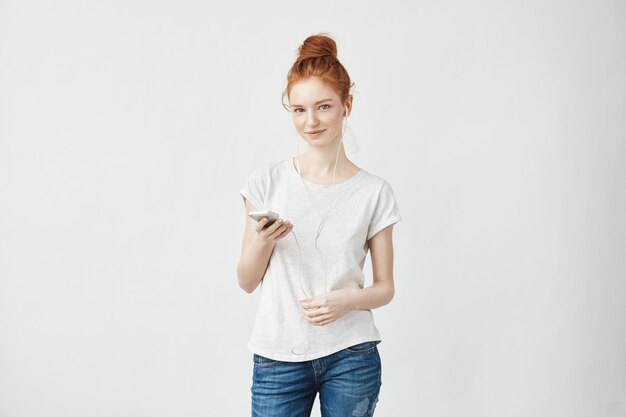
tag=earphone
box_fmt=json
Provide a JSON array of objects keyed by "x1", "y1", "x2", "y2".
[{"x1": 287, "y1": 104, "x2": 351, "y2": 355}]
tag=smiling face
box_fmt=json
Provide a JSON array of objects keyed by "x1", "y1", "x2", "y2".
[{"x1": 288, "y1": 77, "x2": 350, "y2": 149}]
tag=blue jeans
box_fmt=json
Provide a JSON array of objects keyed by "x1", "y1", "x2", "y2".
[{"x1": 251, "y1": 341, "x2": 382, "y2": 417}]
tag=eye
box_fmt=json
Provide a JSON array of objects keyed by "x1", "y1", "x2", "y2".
[
  {"x1": 320, "y1": 104, "x2": 331, "y2": 110},
  {"x1": 293, "y1": 108, "x2": 304, "y2": 113}
]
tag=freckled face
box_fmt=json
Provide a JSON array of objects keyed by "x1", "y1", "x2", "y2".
[{"x1": 289, "y1": 77, "x2": 346, "y2": 149}]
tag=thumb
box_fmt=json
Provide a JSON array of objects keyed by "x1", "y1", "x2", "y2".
[{"x1": 300, "y1": 299, "x2": 314, "y2": 309}]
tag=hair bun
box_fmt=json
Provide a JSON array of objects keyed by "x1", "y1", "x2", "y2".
[
  {"x1": 297, "y1": 34, "x2": 338, "y2": 61},
  {"x1": 283, "y1": 33, "x2": 352, "y2": 110}
]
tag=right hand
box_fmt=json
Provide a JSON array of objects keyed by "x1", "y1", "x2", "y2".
[{"x1": 256, "y1": 217, "x2": 293, "y2": 243}]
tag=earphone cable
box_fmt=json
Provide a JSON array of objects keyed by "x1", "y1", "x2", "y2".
[{"x1": 289, "y1": 110, "x2": 350, "y2": 355}]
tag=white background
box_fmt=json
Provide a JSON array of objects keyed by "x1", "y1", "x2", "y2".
[{"x1": 1, "y1": 1, "x2": 625, "y2": 416}]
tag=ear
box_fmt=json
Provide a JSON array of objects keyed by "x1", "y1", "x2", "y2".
[{"x1": 344, "y1": 95, "x2": 353, "y2": 116}]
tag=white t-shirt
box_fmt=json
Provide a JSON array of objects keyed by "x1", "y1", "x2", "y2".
[{"x1": 240, "y1": 158, "x2": 401, "y2": 362}]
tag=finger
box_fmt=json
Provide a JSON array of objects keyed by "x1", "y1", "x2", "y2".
[
  {"x1": 303, "y1": 310, "x2": 329, "y2": 322},
  {"x1": 273, "y1": 223, "x2": 289, "y2": 239},
  {"x1": 309, "y1": 314, "x2": 334, "y2": 325},
  {"x1": 313, "y1": 313, "x2": 332, "y2": 323},
  {"x1": 300, "y1": 301, "x2": 311, "y2": 310},
  {"x1": 273, "y1": 223, "x2": 293, "y2": 240},
  {"x1": 301, "y1": 306, "x2": 320, "y2": 318},
  {"x1": 314, "y1": 318, "x2": 334, "y2": 326},
  {"x1": 301, "y1": 306, "x2": 327, "y2": 318},
  {"x1": 267, "y1": 218, "x2": 284, "y2": 232},
  {"x1": 255, "y1": 217, "x2": 268, "y2": 232},
  {"x1": 301, "y1": 298, "x2": 323, "y2": 309},
  {"x1": 303, "y1": 313, "x2": 318, "y2": 323},
  {"x1": 261, "y1": 219, "x2": 284, "y2": 237},
  {"x1": 267, "y1": 222, "x2": 289, "y2": 239}
]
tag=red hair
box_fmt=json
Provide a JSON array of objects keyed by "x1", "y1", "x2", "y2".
[{"x1": 282, "y1": 33, "x2": 353, "y2": 110}]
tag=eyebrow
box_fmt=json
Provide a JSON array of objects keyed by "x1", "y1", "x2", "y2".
[{"x1": 290, "y1": 99, "x2": 333, "y2": 108}]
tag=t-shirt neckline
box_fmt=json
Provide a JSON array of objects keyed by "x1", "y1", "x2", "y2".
[{"x1": 288, "y1": 158, "x2": 363, "y2": 189}]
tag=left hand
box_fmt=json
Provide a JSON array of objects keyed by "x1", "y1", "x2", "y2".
[{"x1": 300, "y1": 289, "x2": 354, "y2": 326}]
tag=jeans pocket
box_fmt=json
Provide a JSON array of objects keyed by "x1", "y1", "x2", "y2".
[
  {"x1": 253, "y1": 353, "x2": 280, "y2": 368},
  {"x1": 345, "y1": 341, "x2": 377, "y2": 354}
]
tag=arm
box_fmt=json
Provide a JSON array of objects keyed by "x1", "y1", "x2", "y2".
[
  {"x1": 347, "y1": 224, "x2": 396, "y2": 309},
  {"x1": 300, "y1": 224, "x2": 396, "y2": 325},
  {"x1": 236, "y1": 198, "x2": 293, "y2": 293}
]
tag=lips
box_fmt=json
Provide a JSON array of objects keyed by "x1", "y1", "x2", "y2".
[{"x1": 307, "y1": 129, "x2": 326, "y2": 135}]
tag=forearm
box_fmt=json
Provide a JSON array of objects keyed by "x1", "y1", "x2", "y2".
[
  {"x1": 236, "y1": 236, "x2": 275, "y2": 293},
  {"x1": 299, "y1": 278, "x2": 395, "y2": 327},
  {"x1": 345, "y1": 280, "x2": 395, "y2": 311}
]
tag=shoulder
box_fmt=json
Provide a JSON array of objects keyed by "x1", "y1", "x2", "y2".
[{"x1": 357, "y1": 168, "x2": 396, "y2": 194}]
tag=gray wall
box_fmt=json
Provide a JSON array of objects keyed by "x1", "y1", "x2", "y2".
[{"x1": 1, "y1": 1, "x2": 624, "y2": 416}]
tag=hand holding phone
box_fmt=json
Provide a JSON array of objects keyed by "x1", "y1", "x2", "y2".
[
  {"x1": 248, "y1": 210, "x2": 293, "y2": 241},
  {"x1": 248, "y1": 210, "x2": 280, "y2": 227}
]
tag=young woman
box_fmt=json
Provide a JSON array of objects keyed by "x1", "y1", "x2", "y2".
[{"x1": 236, "y1": 33, "x2": 401, "y2": 417}]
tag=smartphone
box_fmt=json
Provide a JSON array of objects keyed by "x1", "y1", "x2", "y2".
[{"x1": 248, "y1": 210, "x2": 280, "y2": 227}]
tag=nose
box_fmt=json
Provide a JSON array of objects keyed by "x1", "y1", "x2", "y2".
[{"x1": 305, "y1": 110, "x2": 319, "y2": 128}]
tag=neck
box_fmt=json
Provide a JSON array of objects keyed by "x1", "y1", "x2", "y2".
[{"x1": 297, "y1": 141, "x2": 350, "y2": 177}]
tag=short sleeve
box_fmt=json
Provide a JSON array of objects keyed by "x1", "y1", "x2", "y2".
[
  {"x1": 239, "y1": 166, "x2": 267, "y2": 210},
  {"x1": 367, "y1": 181, "x2": 402, "y2": 240}
]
